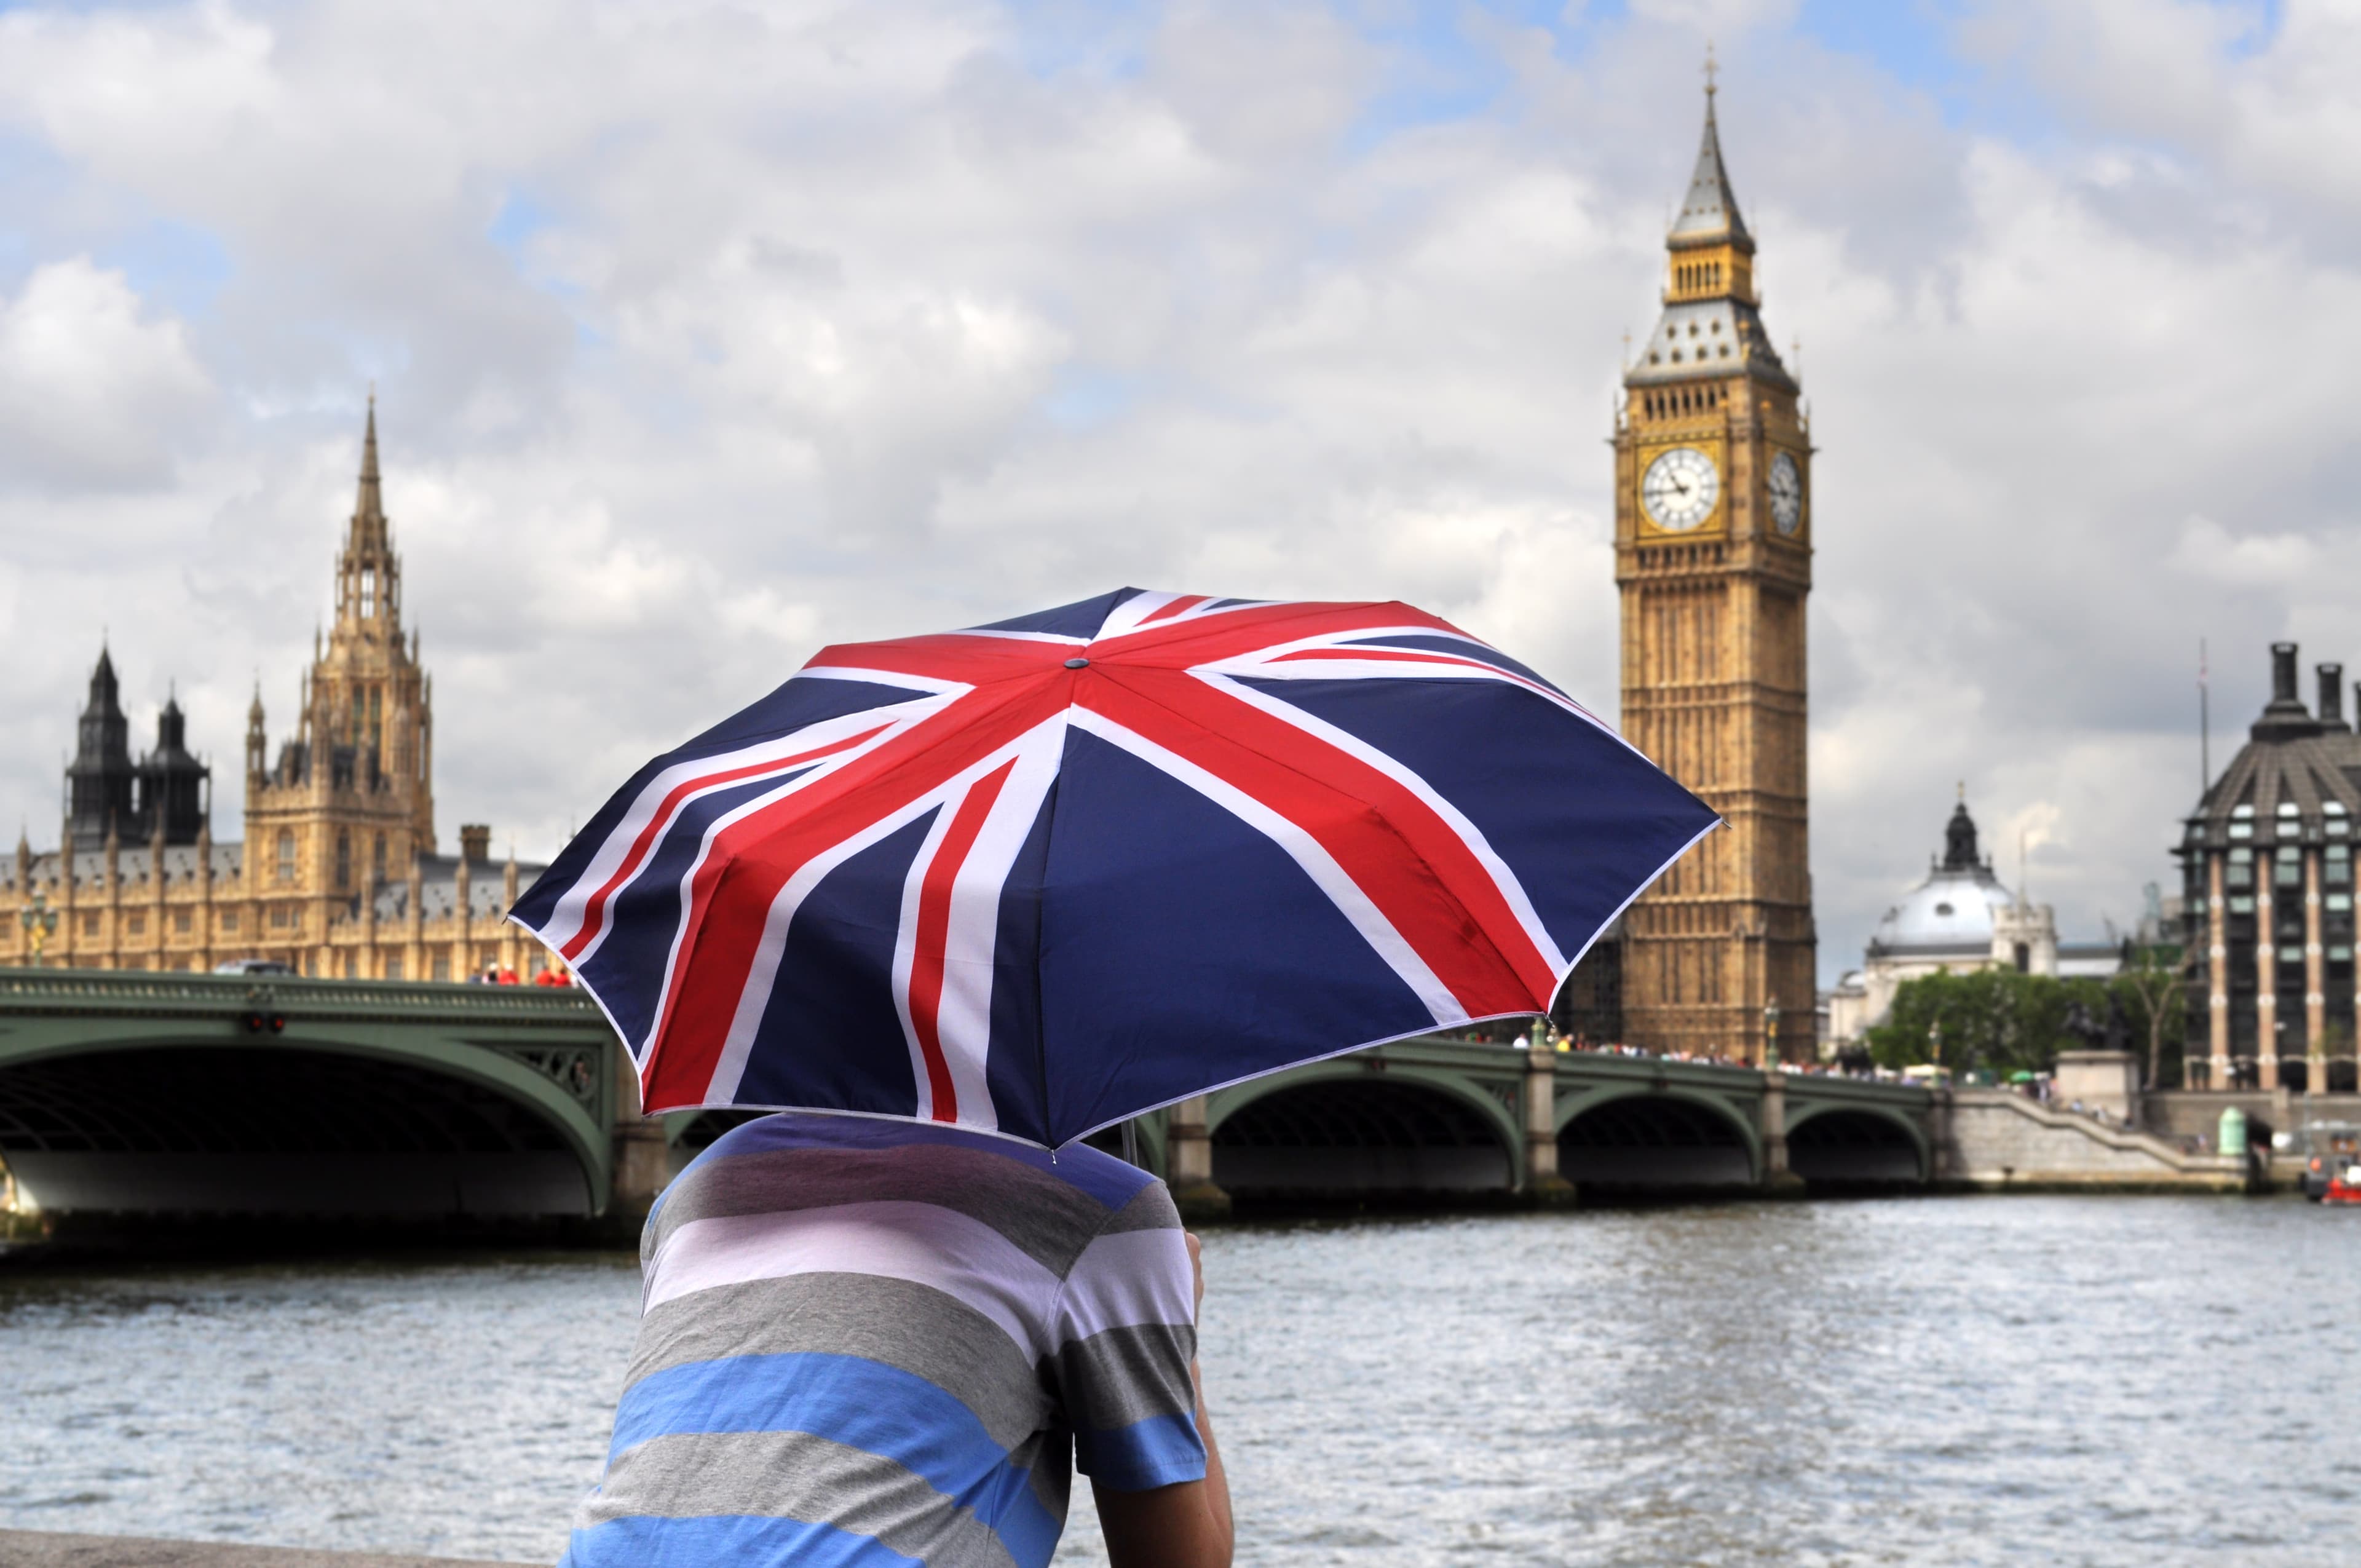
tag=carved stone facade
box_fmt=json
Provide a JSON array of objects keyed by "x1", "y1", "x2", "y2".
[
  {"x1": 1613, "y1": 78, "x2": 1815, "y2": 1064},
  {"x1": 1, "y1": 403, "x2": 548, "y2": 981}
]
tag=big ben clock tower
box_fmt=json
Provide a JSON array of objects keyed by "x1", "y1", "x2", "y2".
[{"x1": 1614, "y1": 70, "x2": 1814, "y2": 1064}]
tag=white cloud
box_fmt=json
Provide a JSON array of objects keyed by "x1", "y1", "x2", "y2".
[
  {"x1": 0, "y1": 258, "x2": 212, "y2": 488},
  {"x1": 0, "y1": 0, "x2": 2353, "y2": 991}
]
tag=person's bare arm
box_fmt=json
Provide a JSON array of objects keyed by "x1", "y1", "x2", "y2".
[{"x1": 1092, "y1": 1232, "x2": 1233, "y2": 1568}]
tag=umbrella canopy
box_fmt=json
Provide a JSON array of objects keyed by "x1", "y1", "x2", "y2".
[{"x1": 512, "y1": 588, "x2": 1716, "y2": 1147}]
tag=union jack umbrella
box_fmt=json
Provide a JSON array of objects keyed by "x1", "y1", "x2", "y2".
[{"x1": 510, "y1": 588, "x2": 1715, "y2": 1148}]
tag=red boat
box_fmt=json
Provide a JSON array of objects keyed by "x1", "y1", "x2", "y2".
[{"x1": 2325, "y1": 1165, "x2": 2361, "y2": 1205}]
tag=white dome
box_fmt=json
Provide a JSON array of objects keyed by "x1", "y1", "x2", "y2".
[{"x1": 1872, "y1": 865, "x2": 2017, "y2": 949}]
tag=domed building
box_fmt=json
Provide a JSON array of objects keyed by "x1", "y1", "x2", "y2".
[{"x1": 1825, "y1": 795, "x2": 2122, "y2": 1049}]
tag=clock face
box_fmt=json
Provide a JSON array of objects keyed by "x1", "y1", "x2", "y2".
[
  {"x1": 1641, "y1": 446, "x2": 1719, "y2": 532},
  {"x1": 1768, "y1": 451, "x2": 1803, "y2": 535}
]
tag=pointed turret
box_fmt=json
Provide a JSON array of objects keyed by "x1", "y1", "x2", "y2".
[
  {"x1": 1668, "y1": 61, "x2": 1750, "y2": 247},
  {"x1": 1625, "y1": 61, "x2": 1793, "y2": 394},
  {"x1": 354, "y1": 392, "x2": 386, "y2": 537},
  {"x1": 68, "y1": 643, "x2": 138, "y2": 850}
]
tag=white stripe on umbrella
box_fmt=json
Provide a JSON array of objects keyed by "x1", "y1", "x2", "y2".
[
  {"x1": 927, "y1": 724, "x2": 1066, "y2": 1128},
  {"x1": 1192, "y1": 668, "x2": 1571, "y2": 979},
  {"x1": 1066, "y1": 706, "x2": 1466, "y2": 1029},
  {"x1": 537, "y1": 703, "x2": 935, "y2": 956}
]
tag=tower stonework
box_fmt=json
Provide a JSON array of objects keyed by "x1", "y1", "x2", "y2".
[
  {"x1": 1, "y1": 398, "x2": 551, "y2": 982},
  {"x1": 244, "y1": 395, "x2": 438, "y2": 939},
  {"x1": 1613, "y1": 79, "x2": 1815, "y2": 1063}
]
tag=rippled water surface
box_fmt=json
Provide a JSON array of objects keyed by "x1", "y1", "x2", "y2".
[{"x1": 5, "y1": 1198, "x2": 2359, "y2": 1565}]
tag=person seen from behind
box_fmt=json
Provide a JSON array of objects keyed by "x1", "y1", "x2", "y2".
[{"x1": 557, "y1": 1111, "x2": 1233, "y2": 1568}]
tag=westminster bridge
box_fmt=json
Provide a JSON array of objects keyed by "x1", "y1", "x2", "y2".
[{"x1": 0, "y1": 972, "x2": 1937, "y2": 1232}]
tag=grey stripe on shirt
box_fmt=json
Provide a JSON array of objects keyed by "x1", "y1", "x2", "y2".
[
  {"x1": 580, "y1": 1427, "x2": 1023, "y2": 1568},
  {"x1": 626, "y1": 1271, "x2": 1050, "y2": 1450},
  {"x1": 1046, "y1": 1322, "x2": 1199, "y2": 1435}
]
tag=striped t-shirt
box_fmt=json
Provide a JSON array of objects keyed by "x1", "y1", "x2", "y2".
[{"x1": 560, "y1": 1111, "x2": 1208, "y2": 1568}]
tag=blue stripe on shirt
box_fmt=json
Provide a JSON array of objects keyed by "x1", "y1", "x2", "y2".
[
  {"x1": 1074, "y1": 1408, "x2": 1209, "y2": 1492},
  {"x1": 611, "y1": 1352, "x2": 1062, "y2": 1561},
  {"x1": 560, "y1": 1511, "x2": 923, "y2": 1568}
]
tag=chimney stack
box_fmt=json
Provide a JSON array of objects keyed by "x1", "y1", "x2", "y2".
[
  {"x1": 2321, "y1": 663, "x2": 2348, "y2": 729},
  {"x1": 2253, "y1": 642, "x2": 2323, "y2": 741},
  {"x1": 2271, "y1": 642, "x2": 2300, "y2": 705},
  {"x1": 459, "y1": 823, "x2": 491, "y2": 864}
]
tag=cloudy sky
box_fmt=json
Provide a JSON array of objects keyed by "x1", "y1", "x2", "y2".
[{"x1": 0, "y1": 0, "x2": 2349, "y2": 986}]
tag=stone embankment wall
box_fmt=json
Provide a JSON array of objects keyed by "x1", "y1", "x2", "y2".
[
  {"x1": 0, "y1": 1530, "x2": 525, "y2": 1568},
  {"x1": 1940, "y1": 1090, "x2": 2248, "y2": 1192}
]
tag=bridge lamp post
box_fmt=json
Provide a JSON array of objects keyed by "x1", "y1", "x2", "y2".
[
  {"x1": 18, "y1": 889, "x2": 57, "y2": 968},
  {"x1": 1928, "y1": 1018, "x2": 1942, "y2": 1071},
  {"x1": 1762, "y1": 999, "x2": 1781, "y2": 1069}
]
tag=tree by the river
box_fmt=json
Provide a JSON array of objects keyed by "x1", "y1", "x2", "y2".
[{"x1": 1865, "y1": 962, "x2": 2188, "y2": 1080}]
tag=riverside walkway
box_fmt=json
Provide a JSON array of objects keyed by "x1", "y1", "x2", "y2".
[{"x1": 0, "y1": 1530, "x2": 524, "y2": 1567}]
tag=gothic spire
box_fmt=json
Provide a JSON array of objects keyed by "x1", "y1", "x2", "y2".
[
  {"x1": 353, "y1": 391, "x2": 386, "y2": 539},
  {"x1": 1668, "y1": 57, "x2": 1751, "y2": 248}
]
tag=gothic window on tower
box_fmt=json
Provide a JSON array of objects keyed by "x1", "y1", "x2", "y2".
[
  {"x1": 174, "y1": 908, "x2": 191, "y2": 934},
  {"x1": 386, "y1": 954, "x2": 404, "y2": 981},
  {"x1": 361, "y1": 568, "x2": 376, "y2": 617},
  {"x1": 81, "y1": 911, "x2": 98, "y2": 937},
  {"x1": 335, "y1": 831, "x2": 352, "y2": 891},
  {"x1": 276, "y1": 830, "x2": 296, "y2": 884},
  {"x1": 373, "y1": 833, "x2": 387, "y2": 879},
  {"x1": 220, "y1": 909, "x2": 238, "y2": 934}
]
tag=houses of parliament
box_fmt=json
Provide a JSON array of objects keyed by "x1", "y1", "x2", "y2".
[{"x1": 0, "y1": 403, "x2": 549, "y2": 981}]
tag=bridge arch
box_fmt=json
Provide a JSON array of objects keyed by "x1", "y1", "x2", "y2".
[
  {"x1": 1555, "y1": 1086, "x2": 1760, "y2": 1190},
  {"x1": 0, "y1": 1029, "x2": 609, "y2": 1221},
  {"x1": 1206, "y1": 1067, "x2": 1518, "y2": 1198},
  {"x1": 1782, "y1": 1103, "x2": 1928, "y2": 1186}
]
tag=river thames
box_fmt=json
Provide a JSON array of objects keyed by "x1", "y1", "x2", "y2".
[{"x1": 2, "y1": 1196, "x2": 2355, "y2": 1566}]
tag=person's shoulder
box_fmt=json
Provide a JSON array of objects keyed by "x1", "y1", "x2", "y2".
[{"x1": 1047, "y1": 1141, "x2": 1180, "y2": 1233}]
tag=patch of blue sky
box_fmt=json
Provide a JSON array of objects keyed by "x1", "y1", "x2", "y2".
[
  {"x1": 2219, "y1": 0, "x2": 2281, "y2": 60},
  {"x1": 1790, "y1": 1, "x2": 2065, "y2": 145},
  {"x1": 1795, "y1": 0, "x2": 2280, "y2": 141},
  {"x1": 489, "y1": 186, "x2": 599, "y2": 335},
  {"x1": 97, "y1": 216, "x2": 231, "y2": 319},
  {"x1": 1042, "y1": 363, "x2": 1139, "y2": 432},
  {"x1": 1342, "y1": 0, "x2": 1626, "y2": 154},
  {"x1": 488, "y1": 189, "x2": 556, "y2": 261},
  {"x1": 1002, "y1": 0, "x2": 1156, "y2": 81}
]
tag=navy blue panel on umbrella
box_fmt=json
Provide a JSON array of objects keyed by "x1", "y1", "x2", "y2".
[
  {"x1": 1034, "y1": 727, "x2": 1431, "y2": 1146},
  {"x1": 734, "y1": 812, "x2": 933, "y2": 1117},
  {"x1": 1234, "y1": 676, "x2": 1717, "y2": 964},
  {"x1": 566, "y1": 769, "x2": 820, "y2": 1048}
]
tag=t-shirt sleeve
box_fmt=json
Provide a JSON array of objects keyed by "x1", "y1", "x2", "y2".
[{"x1": 1049, "y1": 1179, "x2": 1208, "y2": 1492}]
